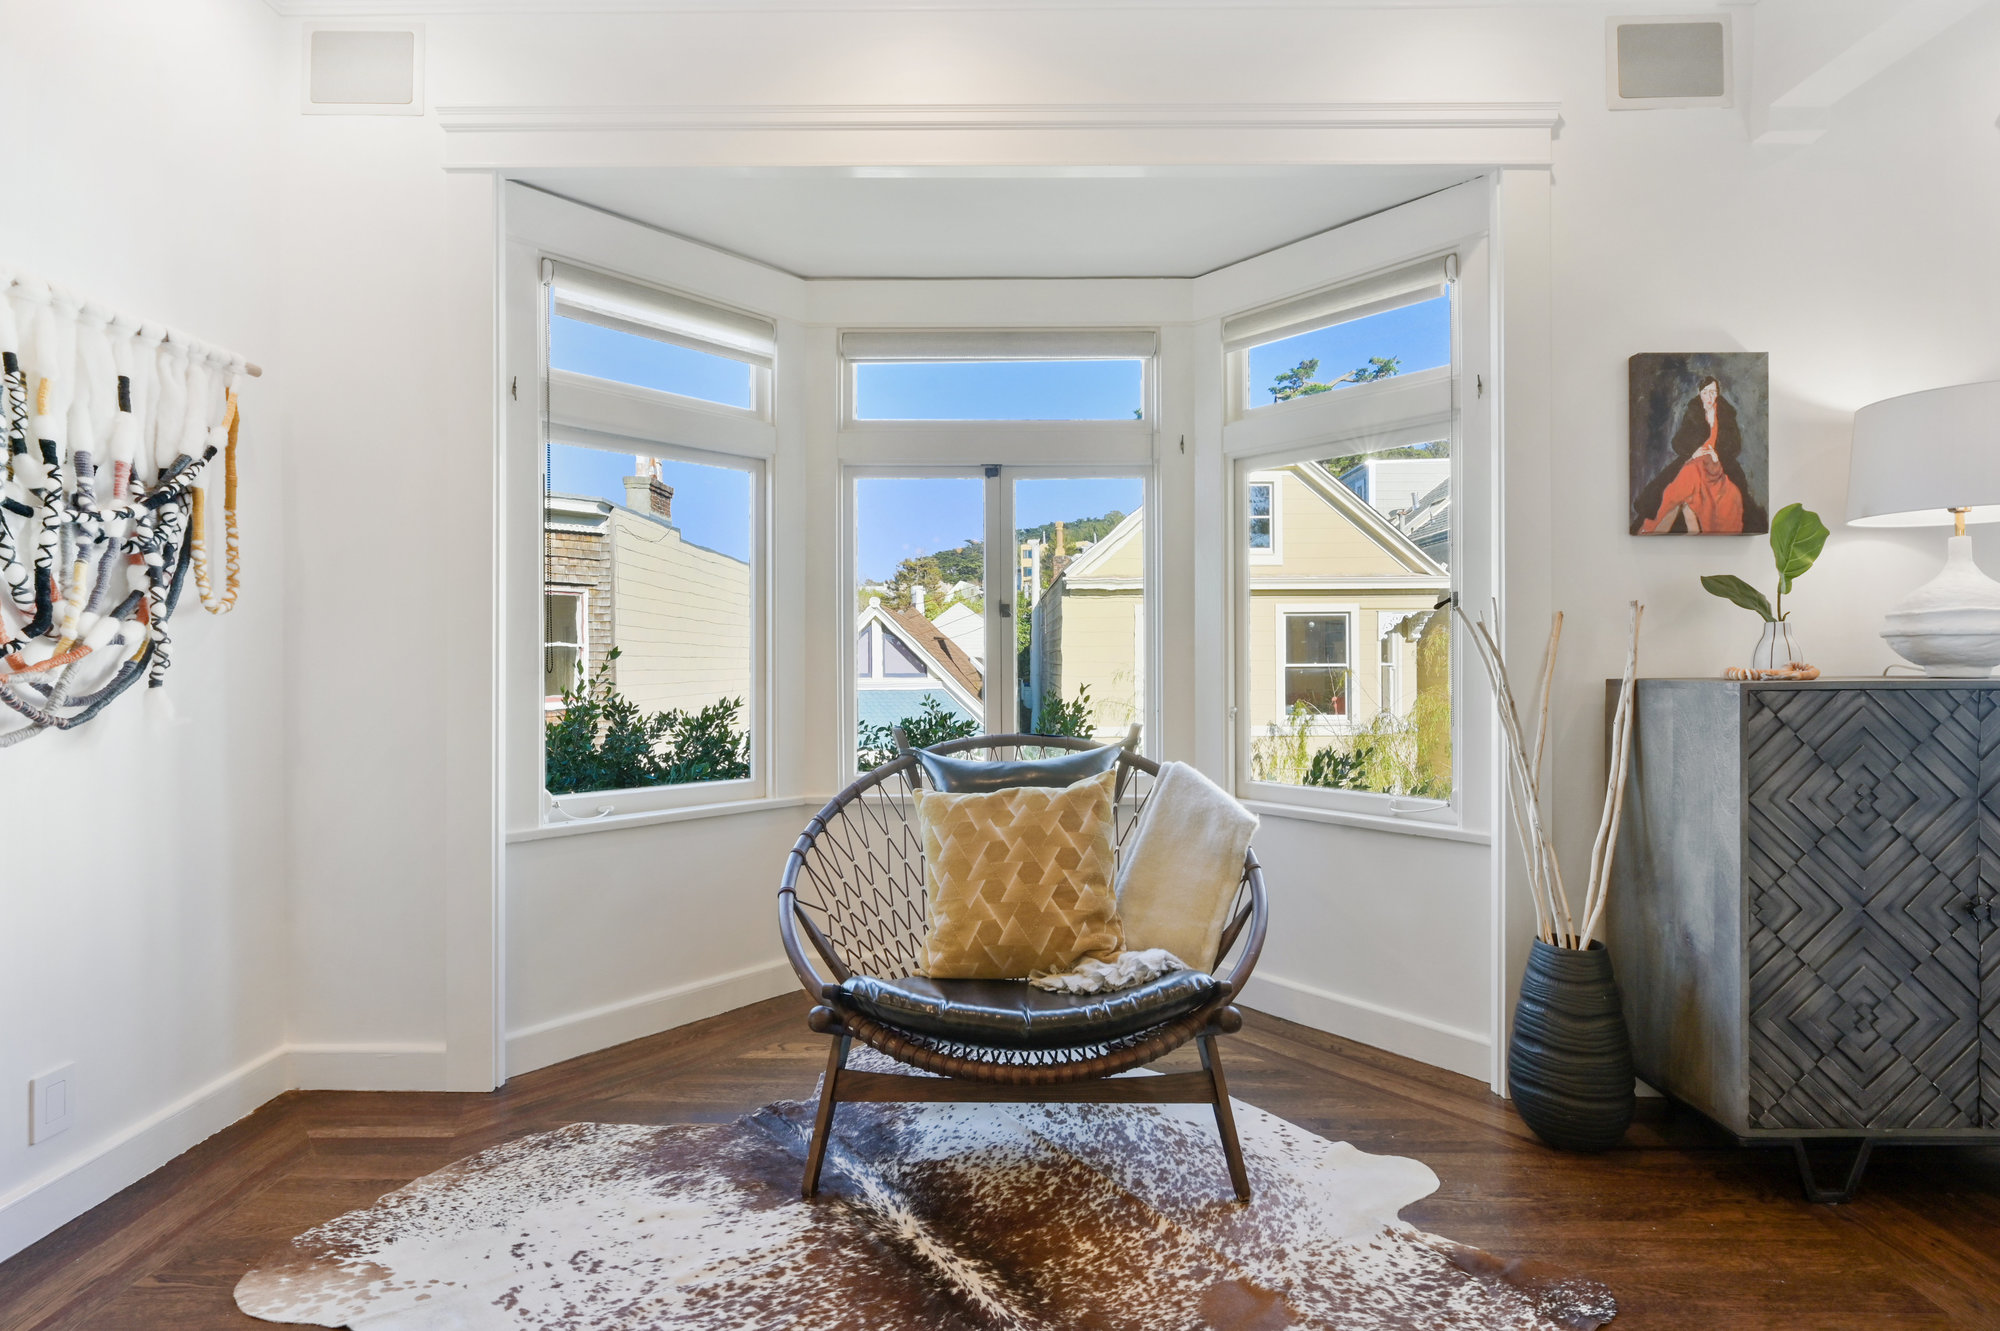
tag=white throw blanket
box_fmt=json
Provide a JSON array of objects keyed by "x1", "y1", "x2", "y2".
[
  {"x1": 1114, "y1": 761, "x2": 1259, "y2": 971},
  {"x1": 1029, "y1": 947, "x2": 1188, "y2": 994}
]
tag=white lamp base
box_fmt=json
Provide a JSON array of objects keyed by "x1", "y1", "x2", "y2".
[{"x1": 1881, "y1": 534, "x2": 2000, "y2": 677}]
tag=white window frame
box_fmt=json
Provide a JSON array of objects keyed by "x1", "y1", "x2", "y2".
[
  {"x1": 506, "y1": 190, "x2": 790, "y2": 832},
  {"x1": 840, "y1": 459, "x2": 1157, "y2": 773},
  {"x1": 1210, "y1": 205, "x2": 1488, "y2": 831},
  {"x1": 543, "y1": 587, "x2": 588, "y2": 709},
  {"x1": 1377, "y1": 621, "x2": 1401, "y2": 718},
  {"x1": 1272, "y1": 601, "x2": 1360, "y2": 734},
  {"x1": 1245, "y1": 472, "x2": 1283, "y2": 565}
]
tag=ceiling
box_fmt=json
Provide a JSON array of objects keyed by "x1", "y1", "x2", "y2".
[{"x1": 511, "y1": 166, "x2": 1477, "y2": 279}]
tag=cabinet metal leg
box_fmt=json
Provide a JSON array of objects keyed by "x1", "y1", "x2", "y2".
[{"x1": 1789, "y1": 1137, "x2": 1873, "y2": 1203}]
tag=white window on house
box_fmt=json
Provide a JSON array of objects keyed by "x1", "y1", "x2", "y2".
[
  {"x1": 1378, "y1": 628, "x2": 1399, "y2": 716},
  {"x1": 855, "y1": 625, "x2": 873, "y2": 678},
  {"x1": 544, "y1": 591, "x2": 585, "y2": 703},
  {"x1": 1246, "y1": 475, "x2": 1281, "y2": 563},
  {"x1": 881, "y1": 628, "x2": 928, "y2": 677},
  {"x1": 1281, "y1": 610, "x2": 1351, "y2": 718}
]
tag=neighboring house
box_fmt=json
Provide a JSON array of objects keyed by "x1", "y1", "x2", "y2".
[
  {"x1": 1032, "y1": 460, "x2": 1448, "y2": 741},
  {"x1": 1338, "y1": 457, "x2": 1450, "y2": 521},
  {"x1": 543, "y1": 476, "x2": 752, "y2": 719},
  {"x1": 931, "y1": 599, "x2": 985, "y2": 669},
  {"x1": 855, "y1": 597, "x2": 984, "y2": 733}
]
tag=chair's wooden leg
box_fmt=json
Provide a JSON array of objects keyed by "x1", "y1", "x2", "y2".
[
  {"x1": 1197, "y1": 1034, "x2": 1252, "y2": 1203},
  {"x1": 802, "y1": 1033, "x2": 851, "y2": 1199}
]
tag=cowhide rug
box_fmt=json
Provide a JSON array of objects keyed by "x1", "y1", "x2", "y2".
[{"x1": 236, "y1": 1059, "x2": 1615, "y2": 1331}]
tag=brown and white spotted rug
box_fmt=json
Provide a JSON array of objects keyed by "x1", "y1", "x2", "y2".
[{"x1": 236, "y1": 1060, "x2": 1614, "y2": 1330}]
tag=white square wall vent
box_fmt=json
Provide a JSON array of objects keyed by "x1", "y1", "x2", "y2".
[
  {"x1": 304, "y1": 26, "x2": 425, "y2": 116},
  {"x1": 1607, "y1": 14, "x2": 1733, "y2": 109}
]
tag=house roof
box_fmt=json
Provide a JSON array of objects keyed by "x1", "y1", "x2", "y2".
[
  {"x1": 857, "y1": 687, "x2": 977, "y2": 731},
  {"x1": 884, "y1": 604, "x2": 985, "y2": 697}
]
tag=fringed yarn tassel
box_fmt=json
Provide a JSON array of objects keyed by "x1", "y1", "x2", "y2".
[{"x1": 191, "y1": 388, "x2": 241, "y2": 614}]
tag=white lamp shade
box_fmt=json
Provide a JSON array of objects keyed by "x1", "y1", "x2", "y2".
[{"x1": 1846, "y1": 380, "x2": 2000, "y2": 527}]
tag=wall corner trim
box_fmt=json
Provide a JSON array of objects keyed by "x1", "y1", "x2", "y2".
[
  {"x1": 505, "y1": 958, "x2": 798, "y2": 1077},
  {"x1": 1240, "y1": 971, "x2": 1493, "y2": 1083}
]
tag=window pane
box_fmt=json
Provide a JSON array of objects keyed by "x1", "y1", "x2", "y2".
[
  {"x1": 544, "y1": 592, "x2": 581, "y2": 646},
  {"x1": 855, "y1": 626, "x2": 872, "y2": 677},
  {"x1": 1246, "y1": 295, "x2": 1449, "y2": 408},
  {"x1": 1246, "y1": 453, "x2": 1452, "y2": 798},
  {"x1": 1019, "y1": 476, "x2": 1145, "y2": 741},
  {"x1": 1285, "y1": 613, "x2": 1347, "y2": 666},
  {"x1": 550, "y1": 314, "x2": 755, "y2": 410},
  {"x1": 856, "y1": 476, "x2": 985, "y2": 771},
  {"x1": 544, "y1": 440, "x2": 754, "y2": 794},
  {"x1": 544, "y1": 644, "x2": 580, "y2": 699},
  {"x1": 854, "y1": 360, "x2": 1143, "y2": 421}
]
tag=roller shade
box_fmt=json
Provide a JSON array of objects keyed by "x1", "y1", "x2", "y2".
[
  {"x1": 547, "y1": 260, "x2": 775, "y2": 369},
  {"x1": 1222, "y1": 255, "x2": 1453, "y2": 354},
  {"x1": 839, "y1": 328, "x2": 1158, "y2": 362}
]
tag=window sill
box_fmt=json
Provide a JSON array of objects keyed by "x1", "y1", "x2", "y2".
[
  {"x1": 1241, "y1": 798, "x2": 1491, "y2": 845},
  {"x1": 508, "y1": 794, "x2": 819, "y2": 843}
]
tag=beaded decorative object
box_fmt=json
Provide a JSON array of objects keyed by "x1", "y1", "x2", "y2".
[{"x1": 0, "y1": 270, "x2": 250, "y2": 744}]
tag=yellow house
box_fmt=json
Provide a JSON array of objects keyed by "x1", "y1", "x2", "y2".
[
  {"x1": 1033, "y1": 460, "x2": 1448, "y2": 751},
  {"x1": 543, "y1": 478, "x2": 752, "y2": 719}
]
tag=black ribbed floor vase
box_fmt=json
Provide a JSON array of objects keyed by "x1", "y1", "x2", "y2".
[{"x1": 1508, "y1": 939, "x2": 1636, "y2": 1152}]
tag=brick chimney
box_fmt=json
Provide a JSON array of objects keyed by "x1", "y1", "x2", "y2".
[{"x1": 623, "y1": 474, "x2": 673, "y2": 519}]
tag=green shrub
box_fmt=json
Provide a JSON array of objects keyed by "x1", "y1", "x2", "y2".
[
  {"x1": 857, "y1": 694, "x2": 981, "y2": 771},
  {"x1": 545, "y1": 648, "x2": 750, "y2": 794},
  {"x1": 1033, "y1": 683, "x2": 1095, "y2": 739}
]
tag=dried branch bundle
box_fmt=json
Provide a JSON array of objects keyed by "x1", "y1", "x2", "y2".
[{"x1": 1455, "y1": 599, "x2": 1643, "y2": 949}]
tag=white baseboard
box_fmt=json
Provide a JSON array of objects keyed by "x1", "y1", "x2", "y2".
[
  {"x1": 505, "y1": 958, "x2": 797, "y2": 1077},
  {"x1": 1240, "y1": 971, "x2": 1492, "y2": 1082},
  {"x1": 288, "y1": 1043, "x2": 451, "y2": 1092},
  {"x1": 0, "y1": 1045, "x2": 290, "y2": 1266}
]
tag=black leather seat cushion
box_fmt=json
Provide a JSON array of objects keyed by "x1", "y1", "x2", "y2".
[{"x1": 837, "y1": 970, "x2": 1219, "y2": 1049}]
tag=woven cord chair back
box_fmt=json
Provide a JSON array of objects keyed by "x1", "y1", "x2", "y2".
[{"x1": 780, "y1": 735, "x2": 1267, "y2": 1083}]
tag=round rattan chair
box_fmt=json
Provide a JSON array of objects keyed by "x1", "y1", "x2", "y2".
[{"x1": 779, "y1": 734, "x2": 1269, "y2": 1201}]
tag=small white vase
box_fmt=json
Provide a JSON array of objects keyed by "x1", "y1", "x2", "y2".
[{"x1": 1750, "y1": 619, "x2": 1802, "y2": 673}]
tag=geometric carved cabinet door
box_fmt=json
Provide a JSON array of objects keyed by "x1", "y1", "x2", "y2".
[{"x1": 1744, "y1": 688, "x2": 1995, "y2": 1130}]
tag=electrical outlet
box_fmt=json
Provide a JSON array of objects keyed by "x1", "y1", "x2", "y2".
[{"x1": 30, "y1": 1065, "x2": 74, "y2": 1145}]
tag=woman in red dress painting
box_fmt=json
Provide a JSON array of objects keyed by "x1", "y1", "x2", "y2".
[{"x1": 1633, "y1": 377, "x2": 1766, "y2": 534}]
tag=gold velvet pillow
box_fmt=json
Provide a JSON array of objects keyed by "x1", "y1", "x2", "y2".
[{"x1": 915, "y1": 768, "x2": 1123, "y2": 979}]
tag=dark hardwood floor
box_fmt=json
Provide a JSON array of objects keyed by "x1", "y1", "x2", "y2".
[{"x1": 2, "y1": 995, "x2": 1997, "y2": 1329}]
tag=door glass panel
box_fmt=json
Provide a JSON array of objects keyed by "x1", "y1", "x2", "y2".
[
  {"x1": 1016, "y1": 476, "x2": 1146, "y2": 742},
  {"x1": 855, "y1": 475, "x2": 985, "y2": 770}
]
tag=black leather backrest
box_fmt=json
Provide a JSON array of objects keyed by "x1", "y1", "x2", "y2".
[{"x1": 917, "y1": 742, "x2": 1122, "y2": 794}]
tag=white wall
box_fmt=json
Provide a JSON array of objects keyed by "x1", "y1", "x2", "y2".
[
  {"x1": 4, "y1": 0, "x2": 1995, "y2": 1262},
  {"x1": 0, "y1": 0, "x2": 290, "y2": 1261}
]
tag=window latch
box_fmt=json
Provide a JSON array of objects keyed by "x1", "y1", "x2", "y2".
[{"x1": 1000, "y1": 600, "x2": 1012, "y2": 619}]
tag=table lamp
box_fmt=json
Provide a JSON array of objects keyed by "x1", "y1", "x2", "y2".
[{"x1": 1846, "y1": 381, "x2": 2000, "y2": 676}]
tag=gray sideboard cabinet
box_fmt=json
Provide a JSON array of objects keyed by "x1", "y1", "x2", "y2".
[{"x1": 1608, "y1": 678, "x2": 2000, "y2": 1201}]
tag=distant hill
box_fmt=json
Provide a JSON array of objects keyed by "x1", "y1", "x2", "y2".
[{"x1": 908, "y1": 511, "x2": 1127, "y2": 587}]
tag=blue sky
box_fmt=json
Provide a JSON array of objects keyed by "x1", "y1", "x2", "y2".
[
  {"x1": 550, "y1": 300, "x2": 1441, "y2": 580},
  {"x1": 548, "y1": 442, "x2": 753, "y2": 563},
  {"x1": 1245, "y1": 296, "x2": 1449, "y2": 405},
  {"x1": 855, "y1": 360, "x2": 1142, "y2": 421}
]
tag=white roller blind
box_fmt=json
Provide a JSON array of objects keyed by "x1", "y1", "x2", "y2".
[
  {"x1": 839, "y1": 328, "x2": 1158, "y2": 362},
  {"x1": 1221, "y1": 256, "x2": 1453, "y2": 354},
  {"x1": 548, "y1": 260, "x2": 776, "y2": 369}
]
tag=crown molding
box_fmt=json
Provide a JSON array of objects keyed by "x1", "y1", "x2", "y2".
[
  {"x1": 439, "y1": 101, "x2": 1563, "y2": 134},
  {"x1": 435, "y1": 100, "x2": 1561, "y2": 170},
  {"x1": 268, "y1": 0, "x2": 1690, "y2": 14}
]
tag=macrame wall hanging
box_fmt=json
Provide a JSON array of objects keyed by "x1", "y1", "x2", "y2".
[{"x1": 0, "y1": 268, "x2": 261, "y2": 744}]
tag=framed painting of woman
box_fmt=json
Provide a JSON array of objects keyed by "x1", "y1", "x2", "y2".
[{"x1": 1629, "y1": 352, "x2": 1769, "y2": 535}]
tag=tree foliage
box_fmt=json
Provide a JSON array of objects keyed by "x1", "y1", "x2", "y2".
[
  {"x1": 1268, "y1": 355, "x2": 1401, "y2": 404},
  {"x1": 545, "y1": 648, "x2": 751, "y2": 794},
  {"x1": 1320, "y1": 439, "x2": 1448, "y2": 484},
  {"x1": 856, "y1": 695, "x2": 981, "y2": 771},
  {"x1": 1033, "y1": 684, "x2": 1095, "y2": 739}
]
